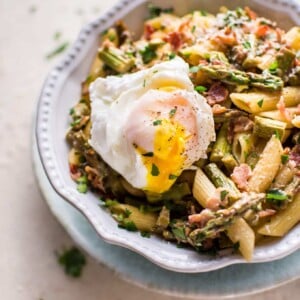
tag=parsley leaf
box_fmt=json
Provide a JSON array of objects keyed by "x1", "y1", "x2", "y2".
[
  {"x1": 46, "y1": 41, "x2": 69, "y2": 60},
  {"x1": 172, "y1": 227, "x2": 186, "y2": 240},
  {"x1": 118, "y1": 220, "x2": 138, "y2": 231},
  {"x1": 242, "y1": 41, "x2": 251, "y2": 49},
  {"x1": 57, "y1": 247, "x2": 86, "y2": 278},
  {"x1": 269, "y1": 60, "x2": 278, "y2": 73},
  {"x1": 266, "y1": 189, "x2": 288, "y2": 201},
  {"x1": 169, "y1": 53, "x2": 176, "y2": 60},
  {"x1": 142, "y1": 152, "x2": 154, "y2": 157},
  {"x1": 151, "y1": 164, "x2": 160, "y2": 176},
  {"x1": 257, "y1": 99, "x2": 264, "y2": 108},
  {"x1": 195, "y1": 85, "x2": 207, "y2": 93},
  {"x1": 141, "y1": 231, "x2": 151, "y2": 238},
  {"x1": 169, "y1": 107, "x2": 177, "y2": 117},
  {"x1": 153, "y1": 120, "x2": 162, "y2": 126},
  {"x1": 281, "y1": 154, "x2": 289, "y2": 164},
  {"x1": 148, "y1": 4, "x2": 174, "y2": 18},
  {"x1": 168, "y1": 174, "x2": 178, "y2": 180},
  {"x1": 140, "y1": 45, "x2": 157, "y2": 64}
]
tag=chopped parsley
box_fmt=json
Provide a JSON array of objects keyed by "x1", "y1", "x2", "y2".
[
  {"x1": 169, "y1": 53, "x2": 176, "y2": 60},
  {"x1": 54, "y1": 31, "x2": 62, "y2": 41},
  {"x1": 266, "y1": 189, "x2": 288, "y2": 201},
  {"x1": 118, "y1": 220, "x2": 138, "y2": 231},
  {"x1": 153, "y1": 119, "x2": 162, "y2": 126},
  {"x1": 242, "y1": 41, "x2": 251, "y2": 49},
  {"x1": 195, "y1": 85, "x2": 207, "y2": 93},
  {"x1": 76, "y1": 176, "x2": 88, "y2": 193},
  {"x1": 124, "y1": 208, "x2": 132, "y2": 218},
  {"x1": 274, "y1": 130, "x2": 281, "y2": 140},
  {"x1": 269, "y1": 60, "x2": 278, "y2": 73},
  {"x1": 140, "y1": 45, "x2": 157, "y2": 64},
  {"x1": 220, "y1": 190, "x2": 229, "y2": 201},
  {"x1": 191, "y1": 25, "x2": 196, "y2": 33},
  {"x1": 148, "y1": 4, "x2": 174, "y2": 18},
  {"x1": 46, "y1": 41, "x2": 69, "y2": 60},
  {"x1": 200, "y1": 10, "x2": 208, "y2": 16},
  {"x1": 104, "y1": 199, "x2": 119, "y2": 207},
  {"x1": 69, "y1": 107, "x2": 75, "y2": 115},
  {"x1": 172, "y1": 227, "x2": 186, "y2": 240},
  {"x1": 169, "y1": 107, "x2": 177, "y2": 117},
  {"x1": 151, "y1": 164, "x2": 160, "y2": 176},
  {"x1": 57, "y1": 247, "x2": 86, "y2": 278},
  {"x1": 142, "y1": 152, "x2": 154, "y2": 157},
  {"x1": 141, "y1": 231, "x2": 151, "y2": 238},
  {"x1": 189, "y1": 66, "x2": 200, "y2": 73},
  {"x1": 281, "y1": 154, "x2": 289, "y2": 164},
  {"x1": 168, "y1": 174, "x2": 178, "y2": 180},
  {"x1": 257, "y1": 99, "x2": 264, "y2": 108}
]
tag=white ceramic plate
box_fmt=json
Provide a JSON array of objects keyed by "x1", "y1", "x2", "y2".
[{"x1": 36, "y1": 0, "x2": 300, "y2": 273}]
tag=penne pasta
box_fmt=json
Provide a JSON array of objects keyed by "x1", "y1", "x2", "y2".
[
  {"x1": 232, "y1": 132, "x2": 255, "y2": 164},
  {"x1": 230, "y1": 87, "x2": 300, "y2": 114},
  {"x1": 248, "y1": 135, "x2": 283, "y2": 193},
  {"x1": 258, "y1": 193, "x2": 300, "y2": 237},
  {"x1": 227, "y1": 218, "x2": 255, "y2": 261},
  {"x1": 257, "y1": 107, "x2": 299, "y2": 128},
  {"x1": 192, "y1": 167, "x2": 216, "y2": 207}
]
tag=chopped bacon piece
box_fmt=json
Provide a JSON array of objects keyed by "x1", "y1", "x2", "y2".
[
  {"x1": 245, "y1": 7, "x2": 257, "y2": 20},
  {"x1": 255, "y1": 25, "x2": 270, "y2": 38},
  {"x1": 206, "y1": 82, "x2": 229, "y2": 106},
  {"x1": 206, "y1": 194, "x2": 221, "y2": 211},
  {"x1": 144, "y1": 24, "x2": 155, "y2": 40},
  {"x1": 290, "y1": 145, "x2": 300, "y2": 167},
  {"x1": 164, "y1": 31, "x2": 183, "y2": 50},
  {"x1": 277, "y1": 96, "x2": 292, "y2": 122},
  {"x1": 232, "y1": 116, "x2": 254, "y2": 133},
  {"x1": 69, "y1": 164, "x2": 81, "y2": 181},
  {"x1": 212, "y1": 104, "x2": 227, "y2": 115},
  {"x1": 231, "y1": 164, "x2": 252, "y2": 191},
  {"x1": 258, "y1": 209, "x2": 276, "y2": 218},
  {"x1": 188, "y1": 209, "x2": 214, "y2": 227}
]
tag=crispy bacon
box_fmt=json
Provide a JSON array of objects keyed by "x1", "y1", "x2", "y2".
[
  {"x1": 144, "y1": 24, "x2": 155, "y2": 40},
  {"x1": 290, "y1": 145, "x2": 300, "y2": 167},
  {"x1": 233, "y1": 116, "x2": 254, "y2": 133},
  {"x1": 164, "y1": 31, "x2": 183, "y2": 50},
  {"x1": 255, "y1": 25, "x2": 270, "y2": 38},
  {"x1": 206, "y1": 82, "x2": 229, "y2": 106},
  {"x1": 188, "y1": 209, "x2": 214, "y2": 227},
  {"x1": 277, "y1": 96, "x2": 292, "y2": 122},
  {"x1": 231, "y1": 164, "x2": 252, "y2": 191},
  {"x1": 69, "y1": 164, "x2": 81, "y2": 181},
  {"x1": 258, "y1": 209, "x2": 276, "y2": 218},
  {"x1": 245, "y1": 7, "x2": 257, "y2": 20}
]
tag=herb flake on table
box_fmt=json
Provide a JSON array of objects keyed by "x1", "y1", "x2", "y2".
[
  {"x1": 57, "y1": 246, "x2": 86, "y2": 278},
  {"x1": 46, "y1": 42, "x2": 69, "y2": 60}
]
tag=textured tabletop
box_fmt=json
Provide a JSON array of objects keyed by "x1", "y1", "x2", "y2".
[{"x1": 1, "y1": 0, "x2": 300, "y2": 299}]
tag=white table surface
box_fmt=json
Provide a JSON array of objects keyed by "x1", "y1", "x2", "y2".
[{"x1": 1, "y1": 0, "x2": 300, "y2": 299}]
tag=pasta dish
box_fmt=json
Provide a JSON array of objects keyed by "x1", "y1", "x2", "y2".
[{"x1": 66, "y1": 5, "x2": 300, "y2": 260}]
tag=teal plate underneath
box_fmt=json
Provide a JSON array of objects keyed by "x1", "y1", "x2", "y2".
[{"x1": 33, "y1": 142, "x2": 300, "y2": 298}]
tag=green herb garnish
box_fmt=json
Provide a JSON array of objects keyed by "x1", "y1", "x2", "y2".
[
  {"x1": 220, "y1": 190, "x2": 229, "y2": 201},
  {"x1": 169, "y1": 107, "x2": 177, "y2": 117},
  {"x1": 281, "y1": 154, "x2": 289, "y2": 164},
  {"x1": 57, "y1": 247, "x2": 86, "y2": 278},
  {"x1": 191, "y1": 25, "x2": 196, "y2": 33},
  {"x1": 54, "y1": 31, "x2": 62, "y2": 41},
  {"x1": 172, "y1": 227, "x2": 186, "y2": 240},
  {"x1": 104, "y1": 199, "x2": 119, "y2": 207},
  {"x1": 151, "y1": 164, "x2": 160, "y2": 176},
  {"x1": 153, "y1": 120, "x2": 162, "y2": 126},
  {"x1": 266, "y1": 189, "x2": 288, "y2": 201},
  {"x1": 195, "y1": 85, "x2": 207, "y2": 93},
  {"x1": 143, "y1": 152, "x2": 154, "y2": 157},
  {"x1": 46, "y1": 42, "x2": 69, "y2": 60},
  {"x1": 140, "y1": 45, "x2": 157, "y2": 64},
  {"x1": 118, "y1": 220, "x2": 138, "y2": 231},
  {"x1": 141, "y1": 231, "x2": 151, "y2": 238},
  {"x1": 242, "y1": 41, "x2": 251, "y2": 49},
  {"x1": 269, "y1": 60, "x2": 278, "y2": 73},
  {"x1": 257, "y1": 99, "x2": 264, "y2": 108},
  {"x1": 274, "y1": 130, "x2": 281, "y2": 140},
  {"x1": 148, "y1": 4, "x2": 174, "y2": 18},
  {"x1": 168, "y1": 174, "x2": 178, "y2": 180},
  {"x1": 169, "y1": 53, "x2": 176, "y2": 60}
]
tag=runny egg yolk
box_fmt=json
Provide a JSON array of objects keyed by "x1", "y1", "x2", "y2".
[{"x1": 138, "y1": 118, "x2": 189, "y2": 194}]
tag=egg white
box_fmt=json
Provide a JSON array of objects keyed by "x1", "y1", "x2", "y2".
[{"x1": 89, "y1": 57, "x2": 215, "y2": 192}]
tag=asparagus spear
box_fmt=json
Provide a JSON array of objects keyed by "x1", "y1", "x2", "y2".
[
  {"x1": 204, "y1": 163, "x2": 241, "y2": 201},
  {"x1": 253, "y1": 116, "x2": 286, "y2": 141},
  {"x1": 98, "y1": 46, "x2": 135, "y2": 73},
  {"x1": 188, "y1": 192, "x2": 265, "y2": 246},
  {"x1": 198, "y1": 65, "x2": 283, "y2": 90}
]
